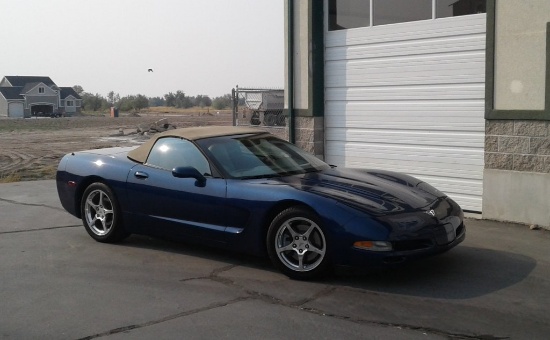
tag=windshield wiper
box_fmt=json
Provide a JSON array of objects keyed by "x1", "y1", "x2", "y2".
[
  {"x1": 240, "y1": 173, "x2": 282, "y2": 180},
  {"x1": 303, "y1": 168, "x2": 320, "y2": 174}
]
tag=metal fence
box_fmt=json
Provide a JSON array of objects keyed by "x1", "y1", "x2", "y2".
[{"x1": 232, "y1": 87, "x2": 286, "y2": 127}]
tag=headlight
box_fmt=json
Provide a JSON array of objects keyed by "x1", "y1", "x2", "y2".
[{"x1": 353, "y1": 241, "x2": 393, "y2": 252}]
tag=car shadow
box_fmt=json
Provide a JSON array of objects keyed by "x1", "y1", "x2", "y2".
[
  {"x1": 118, "y1": 236, "x2": 536, "y2": 300},
  {"x1": 118, "y1": 234, "x2": 275, "y2": 270},
  {"x1": 329, "y1": 245, "x2": 537, "y2": 299}
]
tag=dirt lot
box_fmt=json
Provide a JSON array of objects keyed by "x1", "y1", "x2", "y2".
[{"x1": 0, "y1": 113, "x2": 233, "y2": 182}]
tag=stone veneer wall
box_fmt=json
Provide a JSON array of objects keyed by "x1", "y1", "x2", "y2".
[
  {"x1": 260, "y1": 117, "x2": 325, "y2": 159},
  {"x1": 485, "y1": 120, "x2": 550, "y2": 173},
  {"x1": 259, "y1": 126, "x2": 288, "y2": 141},
  {"x1": 295, "y1": 117, "x2": 325, "y2": 160},
  {"x1": 253, "y1": 117, "x2": 324, "y2": 159}
]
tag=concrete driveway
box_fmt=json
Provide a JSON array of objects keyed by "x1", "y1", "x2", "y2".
[{"x1": 1, "y1": 180, "x2": 549, "y2": 339}]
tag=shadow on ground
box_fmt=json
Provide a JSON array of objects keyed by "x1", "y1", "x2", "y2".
[{"x1": 115, "y1": 234, "x2": 536, "y2": 301}]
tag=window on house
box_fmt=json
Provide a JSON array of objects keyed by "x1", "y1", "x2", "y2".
[
  {"x1": 38, "y1": 87, "x2": 44, "y2": 93},
  {"x1": 66, "y1": 100, "x2": 74, "y2": 107}
]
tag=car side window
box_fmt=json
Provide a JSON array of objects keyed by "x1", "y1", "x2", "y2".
[{"x1": 146, "y1": 137, "x2": 211, "y2": 175}]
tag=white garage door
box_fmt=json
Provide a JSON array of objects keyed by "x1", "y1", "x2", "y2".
[
  {"x1": 325, "y1": 15, "x2": 486, "y2": 212},
  {"x1": 8, "y1": 102, "x2": 24, "y2": 118}
]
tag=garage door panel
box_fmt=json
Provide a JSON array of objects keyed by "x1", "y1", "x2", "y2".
[
  {"x1": 326, "y1": 143, "x2": 484, "y2": 168},
  {"x1": 326, "y1": 14, "x2": 486, "y2": 48},
  {"x1": 330, "y1": 144, "x2": 484, "y2": 167},
  {"x1": 325, "y1": 111, "x2": 485, "y2": 132},
  {"x1": 327, "y1": 36, "x2": 486, "y2": 61},
  {"x1": 325, "y1": 146, "x2": 484, "y2": 189},
  {"x1": 325, "y1": 54, "x2": 485, "y2": 88},
  {"x1": 326, "y1": 54, "x2": 486, "y2": 73},
  {"x1": 325, "y1": 15, "x2": 486, "y2": 212},
  {"x1": 325, "y1": 130, "x2": 484, "y2": 149},
  {"x1": 326, "y1": 102, "x2": 485, "y2": 113},
  {"x1": 326, "y1": 84, "x2": 485, "y2": 101},
  {"x1": 326, "y1": 68, "x2": 486, "y2": 87}
]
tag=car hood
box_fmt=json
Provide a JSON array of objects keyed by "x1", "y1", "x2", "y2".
[{"x1": 278, "y1": 168, "x2": 444, "y2": 215}]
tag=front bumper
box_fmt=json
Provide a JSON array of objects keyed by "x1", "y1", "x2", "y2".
[
  {"x1": 345, "y1": 221, "x2": 466, "y2": 267},
  {"x1": 338, "y1": 196, "x2": 466, "y2": 268}
]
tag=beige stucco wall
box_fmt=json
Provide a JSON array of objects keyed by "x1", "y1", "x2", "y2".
[
  {"x1": 485, "y1": 1, "x2": 550, "y2": 228},
  {"x1": 483, "y1": 169, "x2": 550, "y2": 229},
  {"x1": 494, "y1": 0, "x2": 550, "y2": 110}
]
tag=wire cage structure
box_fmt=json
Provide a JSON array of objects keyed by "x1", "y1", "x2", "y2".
[{"x1": 232, "y1": 87, "x2": 285, "y2": 127}]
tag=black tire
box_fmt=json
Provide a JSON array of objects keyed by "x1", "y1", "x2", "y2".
[
  {"x1": 267, "y1": 207, "x2": 331, "y2": 280},
  {"x1": 80, "y1": 182, "x2": 129, "y2": 243}
]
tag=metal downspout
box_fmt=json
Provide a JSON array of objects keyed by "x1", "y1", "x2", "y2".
[{"x1": 287, "y1": 0, "x2": 295, "y2": 144}]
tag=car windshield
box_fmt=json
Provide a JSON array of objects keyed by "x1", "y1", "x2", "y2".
[{"x1": 198, "y1": 134, "x2": 330, "y2": 179}]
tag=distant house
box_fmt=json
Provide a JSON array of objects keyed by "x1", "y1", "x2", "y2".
[{"x1": 0, "y1": 76, "x2": 82, "y2": 118}]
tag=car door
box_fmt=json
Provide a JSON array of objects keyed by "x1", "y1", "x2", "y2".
[{"x1": 125, "y1": 137, "x2": 228, "y2": 242}]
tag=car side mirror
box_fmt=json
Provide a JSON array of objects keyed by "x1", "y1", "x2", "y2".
[{"x1": 172, "y1": 166, "x2": 206, "y2": 187}]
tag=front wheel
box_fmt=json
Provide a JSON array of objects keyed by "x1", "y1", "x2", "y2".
[
  {"x1": 81, "y1": 182, "x2": 129, "y2": 243},
  {"x1": 267, "y1": 207, "x2": 330, "y2": 280}
]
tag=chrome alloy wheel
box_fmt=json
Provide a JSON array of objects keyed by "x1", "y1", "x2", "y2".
[
  {"x1": 274, "y1": 217, "x2": 326, "y2": 272},
  {"x1": 84, "y1": 189, "x2": 115, "y2": 236}
]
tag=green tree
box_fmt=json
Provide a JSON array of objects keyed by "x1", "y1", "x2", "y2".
[
  {"x1": 212, "y1": 94, "x2": 232, "y2": 110},
  {"x1": 118, "y1": 96, "x2": 132, "y2": 111},
  {"x1": 149, "y1": 96, "x2": 165, "y2": 107},
  {"x1": 107, "y1": 91, "x2": 120, "y2": 107},
  {"x1": 195, "y1": 95, "x2": 212, "y2": 108},
  {"x1": 118, "y1": 95, "x2": 149, "y2": 112},
  {"x1": 72, "y1": 85, "x2": 84, "y2": 95},
  {"x1": 164, "y1": 92, "x2": 176, "y2": 107},
  {"x1": 134, "y1": 94, "x2": 149, "y2": 111},
  {"x1": 174, "y1": 91, "x2": 188, "y2": 108},
  {"x1": 81, "y1": 92, "x2": 107, "y2": 111}
]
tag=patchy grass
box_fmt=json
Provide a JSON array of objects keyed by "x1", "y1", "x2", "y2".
[
  {"x1": 0, "y1": 166, "x2": 57, "y2": 183},
  {"x1": 24, "y1": 165, "x2": 58, "y2": 181},
  {"x1": 144, "y1": 106, "x2": 232, "y2": 115},
  {"x1": 0, "y1": 171, "x2": 23, "y2": 183},
  {"x1": 81, "y1": 106, "x2": 233, "y2": 117},
  {"x1": 80, "y1": 110, "x2": 109, "y2": 117},
  {"x1": 0, "y1": 117, "x2": 86, "y2": 132}
]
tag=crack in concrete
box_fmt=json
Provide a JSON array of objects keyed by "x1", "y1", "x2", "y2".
[
  {"x1": 178, "y1": 264, "x2": 238, "y2": 283},
  {"x1": 0, "y1": 197, "x2": 66, "y2": 212},
  {"x1": 296, "y1": 306, "x2": 509, "y2": 340},
  {"x1": 77, "y1": 256, "x2": 510, "y2": 340},
  {"x1": 198, "y1": 266, "x2": 509, "y2": 340},
  {"x1": 292, "y1": 286, "x2": 337, "y2": 306},
  {"x1": 76, "y1": 297, "x2": 250, "y2": 340},
  {"x1": 0, "y1": 225, "x2": 80, "y2": 235}
]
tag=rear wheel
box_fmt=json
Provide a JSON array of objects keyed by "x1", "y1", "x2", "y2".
[
  {"x1": 267, "y1": 207, "x2": 330, "y2": 280},
  {"x1": 81, "y1": 182, "x2": 129, "y2": 243}
]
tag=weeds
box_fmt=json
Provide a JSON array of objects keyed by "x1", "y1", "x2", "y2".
[{"x1": 0, "y1": 171, "x2": 22, "y2": 183}]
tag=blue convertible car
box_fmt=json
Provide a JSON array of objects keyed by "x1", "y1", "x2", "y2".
[{"x1": 57, "y1": 126, "x2": 465, "y2": 279}]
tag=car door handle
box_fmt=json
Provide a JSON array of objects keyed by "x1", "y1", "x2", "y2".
[{"x1": 134, "y1": 171, "x2": 149, "y2": 179}]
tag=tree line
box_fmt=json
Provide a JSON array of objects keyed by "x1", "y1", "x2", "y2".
[{"x1": 72, "y1": 85, "x2": 233, "y2": 112}]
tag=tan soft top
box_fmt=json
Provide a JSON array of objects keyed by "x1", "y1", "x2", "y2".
[{"x1": 127, "y1": 126, "x2": 264, "y2": 163}]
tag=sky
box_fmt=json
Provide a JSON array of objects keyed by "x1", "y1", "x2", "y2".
[{"x1": 0, "y1": 0, "x2": 284, "y2": 98}]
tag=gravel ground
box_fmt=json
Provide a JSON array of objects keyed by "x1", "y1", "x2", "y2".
[{"x1": 0, "y1": 113, "x2": 233, "y2": 182}]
